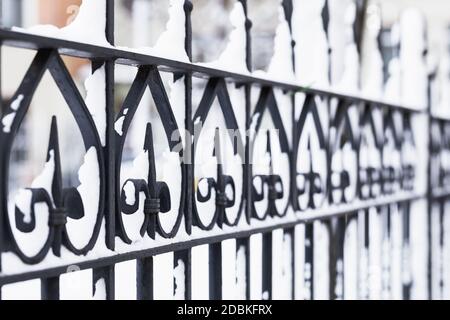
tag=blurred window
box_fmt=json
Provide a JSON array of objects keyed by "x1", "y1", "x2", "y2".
[{"x1": 0, "y1": 0, "x2": 22, "y2": 28}]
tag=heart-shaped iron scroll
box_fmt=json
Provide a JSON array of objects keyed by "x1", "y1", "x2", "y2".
[
  {"x1": 329, "y1": 99, "x2": 358, "y2": 204},
  {"x1": 193, "y1": 78, "x2": 244, "y2": 230},
  {"x1": 358, "y1": 105, "x2": 384, "y2": 200},
  {"x1": 293, "y1": 94, "x2": 327, "y2": 211},
  {"x1": 250, "y1": 88, "x2": 290, "y2": 220},
  {"x1": 115, "y1": 66, "x2": 185, "y2": 243},
  {"x1": 196, "y1": 128, "x2": 236, "y2": 228},
  {"x1": 120, "y1": 123, "x2": 172, "y2": 239},
  {"x1": 0, "y1": 50, "x2": 105, "y2": 264}
]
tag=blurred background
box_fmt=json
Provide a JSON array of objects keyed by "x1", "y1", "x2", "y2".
[{"x1": 0, "y1": 0, "x2": 449, "y2": 197}]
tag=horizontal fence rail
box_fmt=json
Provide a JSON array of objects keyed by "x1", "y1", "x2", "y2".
[{"x1": 0, "y1": 0, "x2": 448, "y2": 300}]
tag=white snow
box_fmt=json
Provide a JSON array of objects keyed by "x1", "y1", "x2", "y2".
[
  {"x1": 390, "y1": 205, "x2": 403, "y2": 300},
  {"x1": 361, "y1": 4, "x2": 383, "y2": 100},
  {"x1": 115, "y1": 260, "x2": 137, "y2": 300},
  {"x1": 174, "y1": 259, "x2": 186, "y2": 300},
  {"x1": 60, "y1": 269, "x2": 93, "y2": 300},
  {"x1": 93, "y1": 278, "x2": 107, "y2": 300},
  {"x1": 250, "y1": 234, "x2": 263, "y2": 299},
  {"x1": 12, "y1": 0, "x2": 111, "y2": 47},
  {"x1": 153, "y1": 252, "x2": 174, "y2": 300},
  {"x1": 294, "y1": 224, "x2": 306, "y2": 300},
  {"x1": 344, "y1": 218, "x2": 358, "y2": 299},
  {"x1": 1, "y1": 279, "x2": 41, "y2": 300},
  {"x1": 114, "y1": 116, "x2": 125, "y2": 136},
  {"x1": 292, "y1": 0, "x2": 329, "y2": 88},
  {"x1": 334, "y1": 2, "x2": 360, "y2": 94},
  {"x1": 400, "y1": 9, "x2": 428, "y2": 109},
  {"x1": 66, "y1": 147, "x2": 100, "y2": 249},
  {"x1": 384, "y1": 24, "x2": 401, "y2": 104},
  {"x1": 253, "y1": 7, "x2": 295, "y2": 83},
  {"x1": 368, "y1": 207, "x2": 382, "y2": 300},
  {"x1": 2, "y1": 94, "x2": 24, "y2": 133},
  {"x1": 120, "y1": 150, "x2": 148, "y2": 242},
  {"x1": 235, "y1": 245, "x2": 247, "y2": 299},
  {"x1": 10, "y1": 94, "x2": 24, "y2": 111},
  {"x1": 222, "y1": 239, "x2": 237, "y2": 300},
  {"x1": 313, "y1": 221, "x2": 330, "y2": 300},
  {"x1": 123, "y1": 180, "x2": 136, "y2": 206},
  {"x1": 191, "y1": 244, "x2": 209, "y2": 300},
  {"x1": 85, "y1": 65, "x2": 107, "y2": 146},
  {"x1": 122, "y1": 0, "x2": 189, "y2": 62},
  {"x1": 201, "y1": 2, "x2": 248, "y2": 74},
  {"x1": 9, "y1": 150, "x2": 55, "y2": 258},
  {"x1": 409, "y1": 199, "x2": 428, "y2": 299}
]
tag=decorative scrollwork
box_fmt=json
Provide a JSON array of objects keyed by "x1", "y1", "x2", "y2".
[
  {"x1": 120, "y1": 123, "x2": 172, "y2": 239},
  {"x1": 0, "y1": 50, "x2": 105, "y2": 264},
  {"x1": 196, "y1": 128, "x2": 236, "y2": 228}
]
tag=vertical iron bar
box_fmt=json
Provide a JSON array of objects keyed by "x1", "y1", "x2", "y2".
[
  {"x1": 93, "y1": 265, "x2": 115, "y2": 300},
  {"x1": 238, "y1": 0, "x2": 252, "y2": 299},
  {"x1": 104, "y1": 0, "x2": 115, "y2": 252},
  {"x1": 41, "y1": 277, "x2": 60, "y2": 300},
  {"x1": 281, "y1": 0, "x2": 297, "y2": 301},
  {"x1": 174, "y1": 249, "x2": 192, "y2": 299},
  {"x1": 0, "y1": 40, "x2": 2, "y2": 275},
  {"x1": 284, "y1": 227, "x2": 295, "y2": 299},
  {"x1": 262, "y1": 232, "x2": 272, "y2": 300},
  {"x1": 402, "y1": 201, "x2": 411, "y2": 299},
  {"x1": 209, "y1": 242, "x2": 222, "y2": 300},
  {"x1": 330, "y1": 217, "x2": 345, "y2": 299},
  {"x1": 363, "y1": 208, "x2": 370, "y2": 299},
  {"x1": 176, "y1": 0, "x2": 194, "y2": 301},
  {"x1": 90, "y1": 0, "x2": 116, "y2": 301},
  {"x1": 439, "y1": 199, "x2": 444, "y2": 298},
  {"x1": 137, "y1": 257, "x2": 154, "y2": 300},
  {"x1": 305, "y1": 223, "x2": 314, "y2": 300},
  {"x1": 236, "y1": 237, "x2": 251, "y2": 299},
  {"x1": 426, "y1": 71, "x2": 435, "y2": 300},
  {"x1": 183, "y1": 0, "x2": 193, "y2": 235}
]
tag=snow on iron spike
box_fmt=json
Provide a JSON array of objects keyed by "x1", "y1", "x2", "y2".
[
  {"x1": 334, "y1": 1, "x2": 360, "y2": 94},
  {"x1": 13, "y1": 0, "x2": 111, "y2": 47},
  {"x1": 360, "y1": 4, "x2": 383, "y2": 100},
  {"x1": 123, "y1": 181, "x2": 136, "y2": 206},
  {"x1": 201, "y1": 2, "x2": 249, "y2": 74},
  {"x1": 292, "y1": 0, "x2": 329, "y2": 88},
  {"x1": 85, "y1": 66, "x2": 107, "y2": 146},
  {"x1": 435, "y1": 51, "x2": 450, "y2": 118},
  {"x1": 173, "y1": 259, "x2": 186, "y2": 299},
  {"x1": 129, "y1": 0, "x2": 189, "y2": 62},
  {"x1": 253, "y1": 6, "x2": 295, "y2": 83},
  {"x1": 2, "y1": 94, "x2": 25, "y2": 133},
  {"x1": 2, "y1": 113, "x2": 16, "y2": 133},
  {"x1": 384, "y1": 24, "x2": 401, "y2": 104},
  {"x1": 400, "y1": 8, "x2": 428, "y2": 110},
  {"x1": 93, "y1": 278, "x2": 106, "y2": 300},
  {"x1": 114, "y1": 116, "x2": 125, "y2": 136}
]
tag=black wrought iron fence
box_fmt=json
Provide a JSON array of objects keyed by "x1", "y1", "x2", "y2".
[{"x1": 0, "y1": 0, "x2": 446, "y2": 300}]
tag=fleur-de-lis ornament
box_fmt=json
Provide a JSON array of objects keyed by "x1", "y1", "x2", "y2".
[
  {"x1": 15, "y1": 116, "x2": 84, "y2": 258},
  {"x1": 120, "y1": 123, "x2": 171, "y2": 239},
  {"x1": 297, "y1": 137, "x2": 323, "y2": 209},
  {"x1": 196, "y1": 128, "x2": 235, "y2": 228},
  {"x1": 252, "y1": 130, "x2": 284, "y2": 217}
]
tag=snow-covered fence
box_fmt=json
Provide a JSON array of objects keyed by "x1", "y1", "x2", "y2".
[{"x1": 0, "y1": 0, "x2": 446, "y2": 300}]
